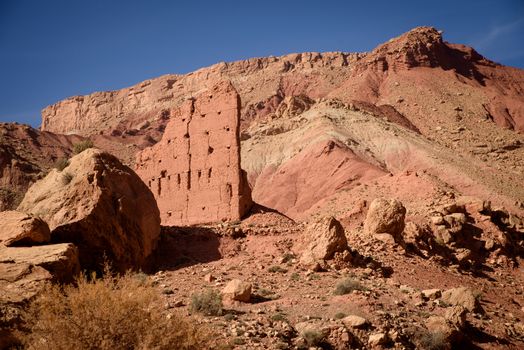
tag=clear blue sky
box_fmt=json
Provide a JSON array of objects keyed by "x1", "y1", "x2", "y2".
[{"x1": 1, "y1": 0, "x2": 523, "y2": 127}]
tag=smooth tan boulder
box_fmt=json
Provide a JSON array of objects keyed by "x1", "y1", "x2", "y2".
[
  {"x1": 341, "y1": 315, "x2": 368, "y2": 328},
  {"x1": 0, "y1": 211, "x2": 50, "y2": 247},
  {"x1": 18, "y1": 148, "x2": 161, "y2": 272}
]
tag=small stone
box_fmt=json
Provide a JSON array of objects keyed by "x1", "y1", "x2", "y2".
[
  {"x1": 204, "y1": 273, "x2": 215, "y2": 283},
  {"x1": 400, "y1": 285, "x2": 415, "y2": 294},
  {"x1": 341, "y1": 315, "x2": 368, "y2": 328},
  {"x1": 368, "y1": 332, "x2": 387, "y2": 346},
  {"x1": 422, "y1": 289, "x2": 442, "y2": 300},
  {"x1": 431, "y1": 216, "x2": 445, "y2": 225}
]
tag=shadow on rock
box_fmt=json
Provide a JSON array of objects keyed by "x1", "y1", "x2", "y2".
[{"x1": 147, "y1": 226, "x2": 222, "y2": 272}]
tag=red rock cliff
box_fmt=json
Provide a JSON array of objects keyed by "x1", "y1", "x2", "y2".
[{"x1": 135, "y1": 82, "x2": 252, "y2": 225}]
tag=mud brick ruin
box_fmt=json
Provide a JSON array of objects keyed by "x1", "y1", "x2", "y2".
[{"x1": 135, "y1": 82, "x2": 252, "y2": 226}]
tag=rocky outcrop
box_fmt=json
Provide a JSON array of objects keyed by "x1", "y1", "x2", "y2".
[
  {"x1": 0, "y1": 211, "x2": 50, "y2": 247},
  {"x1": 0, "y1": 241, "x2": 80, "y2": 348},
  {"x1": 0, "y1": 243, "x2": 79, "y2": 285},
  {"x1": 353, "y1": 26, "x2": 451, "y2": 73},
  {"x1": 17, "y1": 148, "x2": 161, "y2": 272},
  {"x1": 136, "y1": 81, "x2": 252, "y2": 225},
  {"x1": 364, "y1": 198, "x2": 407, "y2": 239},
  {"x1": 441, "y1": 287, "x2": 480, "y2": 312},
  {"x1": 41, "y1": 26, "x2": 524, "y2": 140},
  {"x1": 300, "y1": 217, "x2": 348, "y2": 261},
  {"x1": 41, "y1": 52, "x2": 358, "y2": 136}
]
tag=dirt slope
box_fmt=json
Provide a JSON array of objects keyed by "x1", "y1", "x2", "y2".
[{"x1": 0, "y1": 123, "x2": 84, "y2": 210}]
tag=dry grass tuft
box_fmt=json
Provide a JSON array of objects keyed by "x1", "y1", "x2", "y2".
[
  {"x1": 53, "y1": 157, "x2": 69, "y2": 171},
  {"x1": 189, "y1": 289, "x2": 223, "y2": 316},
  {"x1": 333, "y1": 278, "x2": 366, "y2": 295},
  {"x1": 20, "y1": 268, "x2": 214, "y2": 350},
  {"x1": 72, "y1": 140, "x2": 94, "y2": 155}
]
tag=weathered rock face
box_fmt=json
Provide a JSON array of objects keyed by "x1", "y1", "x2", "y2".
[
  {"x1": 0, "y1": 242, "x2": 80, "y2": 348},
  {"x1": 136, "y1": 81, "x2": 252, "y2": 226},
  {"x1": 0, "y1": 243, "x2": 79, "y2": 287},
  {"x1": 298, "y1": 216, "x2": 348, "y2": 270},
  {"x1": 0, "y1": 211, "x2": 51, "y2": 247},
  {"x1": 41, "y1": 52, "x2": 357, "y2": 136},
  {"x1": 364, "y1": 198, "x2": 407, "y2": 239},
  {"x1": 441, "y1": 287, "x2": 480, "y2": 312},
  {"x1": 300, "y1": 216, "x2": 348, "y2": 261},
  {"x1": 17, "y1": 148, "x2": 161, "y2": 272}
]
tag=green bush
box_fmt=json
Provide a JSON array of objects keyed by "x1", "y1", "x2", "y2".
[
  {"x1": 73, "y1": 139, "x2": 94, "y2": 154},
  {"x1": 20, "y1": 270, "x2": 212, "y2": 350},
  {"x1": 190, "y1": 289, "x2": 223, "y2": 316}
]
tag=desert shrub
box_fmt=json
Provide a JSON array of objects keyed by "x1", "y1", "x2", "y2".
[
  {"x1": 419, "y1": 330, "x2": 449, "y2": 350},
  {"x1": 281, "y1": 253, "x2": 295, "y2": 263},
  {"x1": 190, "y1": 289, "x2": 223, "y2": 316},
  {"x1": 0, "y1": 187, "x2": 23, "y2": 210},
  {"x1": 53, "y1": 157, "x2": 69, "y2": 171},
  {"x1": 302, "y1": 330, "x2": 324, "y2": 347},
  {"x1": 290, "y1": 272, "x2": 300, "y2": 281},
  {"x1": 72, "y1": 139, "x2": 94, "y2": 154},
  {"x1": 268, "y1": 265, "x2": 288, "y2": 273},
  {"x1": 20, "y1": 270, "x2": 211, "y2": 350},
  {"x1": 334, "y1": 312, "x2": 347, "y2": 319},
  {"x1": 270, "y1": 313, "x2": 286, "y2": 322},
  {"x1": 223, "y1": 313, "x2": 235, "y2": 321},
  {"x1": 232, "y1": 337, "x2": 245, "y2": 345},
  {"x1": 333, "y1": 278, "x2": 366, "y2": 295}
]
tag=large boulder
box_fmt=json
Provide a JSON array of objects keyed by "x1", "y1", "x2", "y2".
[
  {"x1": 0, "y1": 244, "x2": 79, "y2": 284},
  {"x1": 299, "y1": 217, "x2": 348, "y2": 268},
  {"x1": 364, "y1": 198, "x2": 406, "y2": 239},
  {"x1": 0, "y1": 211, "x2": 51, "y2": 247},
  {"x1": 17, "y1": 148, "x2": 161, "y2": 272},
  {"x1": 441, "y1": 287, "x2": 480, "y2": 312}
]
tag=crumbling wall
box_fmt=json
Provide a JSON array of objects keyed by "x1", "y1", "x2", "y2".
[{"x1": 135, "y1": 82, "x2": 252, "y2": 226}]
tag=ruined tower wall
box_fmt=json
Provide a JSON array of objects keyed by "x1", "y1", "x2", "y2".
[{"x1": 135, "y1": 82, "x2": 252, "y2": 226}]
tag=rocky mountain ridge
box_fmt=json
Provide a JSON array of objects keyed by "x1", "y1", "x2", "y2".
[{"x1": 1, "y1": 26, "x2": 524, "y2": 349}]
